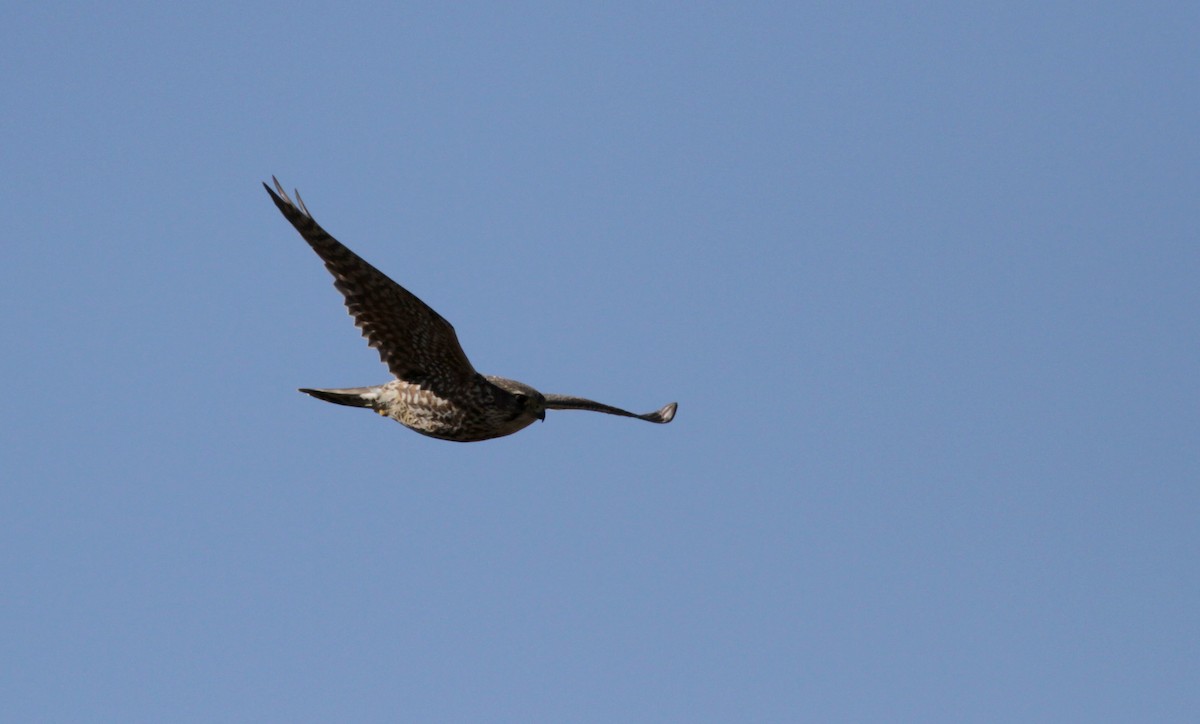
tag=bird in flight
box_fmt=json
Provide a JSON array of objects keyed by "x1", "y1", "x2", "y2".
[{"x1": 265, "y1": 177, "x2": 677, "y2": 442}]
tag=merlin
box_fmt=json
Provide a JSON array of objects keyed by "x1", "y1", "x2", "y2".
[{"x1": 265, "y1": 178, "x2": 677, "y2": 442}]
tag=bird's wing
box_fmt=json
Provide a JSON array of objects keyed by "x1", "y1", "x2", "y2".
[
  {"x1": 543, "y1": 394, "x2": 677, "y2": 423},
  {"x1": 265, "y1": 178, "x2": 478, "y2": 391}
]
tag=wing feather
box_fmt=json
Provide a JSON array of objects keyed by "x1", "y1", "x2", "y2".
[
  {"x1": 544, "y1": 394, "x2": 677, "y2": 423},
  {"x1": 264, "y1": 178, "x2": 478, "y2": 392}
]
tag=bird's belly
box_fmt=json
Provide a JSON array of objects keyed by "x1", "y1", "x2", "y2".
[
  {"x1": 394, "y1": 408, "x2": 535, "y2": 442},
  {"x1": 377, "y1": 381, "x2": 535, "y2": 442}
]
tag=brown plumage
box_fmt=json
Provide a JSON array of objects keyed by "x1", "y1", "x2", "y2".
[{"x1": 265, "y1": 177, "x2": 677, "y2": 442}]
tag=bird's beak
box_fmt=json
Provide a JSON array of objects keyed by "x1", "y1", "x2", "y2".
[{"x1": 538, "y1": 410, "x2": 546, "y2": 422}]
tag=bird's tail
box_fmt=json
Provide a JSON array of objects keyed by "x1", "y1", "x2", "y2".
[{"x1": 298, "y1": 386, "x2": 380, "y2": 408}]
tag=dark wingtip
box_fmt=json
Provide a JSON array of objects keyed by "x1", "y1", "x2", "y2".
[
  {"x1": 264, "y1": 176, "x2": 312, "y2": 218},
  {"x1": 263, "y1": 178, "x2": 285, "y2": 207},
  {"x1": 645, "y1": 402, "x2": 677, "y2": 424}
]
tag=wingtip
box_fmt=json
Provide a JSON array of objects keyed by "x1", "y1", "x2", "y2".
[
  {"x1": 264, "y1": 176, "x2": 312, "y2": 217},
  {"x1": 648, "y1": 401, "x2": 677, "y2": 424},
  {"x1": 263, "y1": 176, "x2": 285, "y2": 201}
]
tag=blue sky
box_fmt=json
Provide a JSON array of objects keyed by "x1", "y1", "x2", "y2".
[{"x1": 2, "y1": 2, "x2": 1196, "y2": 721}]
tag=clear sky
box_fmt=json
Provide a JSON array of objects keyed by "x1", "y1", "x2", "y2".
[{"x1": 2, "y1": 2, "x2": 1196, "y2": 721}]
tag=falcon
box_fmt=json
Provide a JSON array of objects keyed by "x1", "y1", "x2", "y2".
[{"x1": 265, "y1": 177, "x2": 677, "y2": 442}]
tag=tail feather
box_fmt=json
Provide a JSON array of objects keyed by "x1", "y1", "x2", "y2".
[{"x1": 299, "y1": 387, "x2": 378, "y2": 408}]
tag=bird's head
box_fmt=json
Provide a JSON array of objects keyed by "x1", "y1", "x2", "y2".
[
  {"x1": 520, "y1": 392, "x2": 547, "y2": 422},
  {"x1": 486, "y1": 376, "x2": 547, "y2": 422}
]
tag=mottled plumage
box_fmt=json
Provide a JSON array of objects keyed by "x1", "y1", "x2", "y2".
[{"x1": 265, "y1": 177, "x2": 677, "y2": 442}]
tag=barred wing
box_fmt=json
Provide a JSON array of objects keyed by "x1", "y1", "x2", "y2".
[{"x1": 265, "y1": 178, "x2": 478, "y2": 393}]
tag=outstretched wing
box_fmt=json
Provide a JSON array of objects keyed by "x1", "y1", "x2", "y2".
[
  {"x1": 265, "y1": 178, "x2": 478, "y2": 391},
  {"x1": 544, "y1": 394, "x2": 677, "y2": 423}
]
